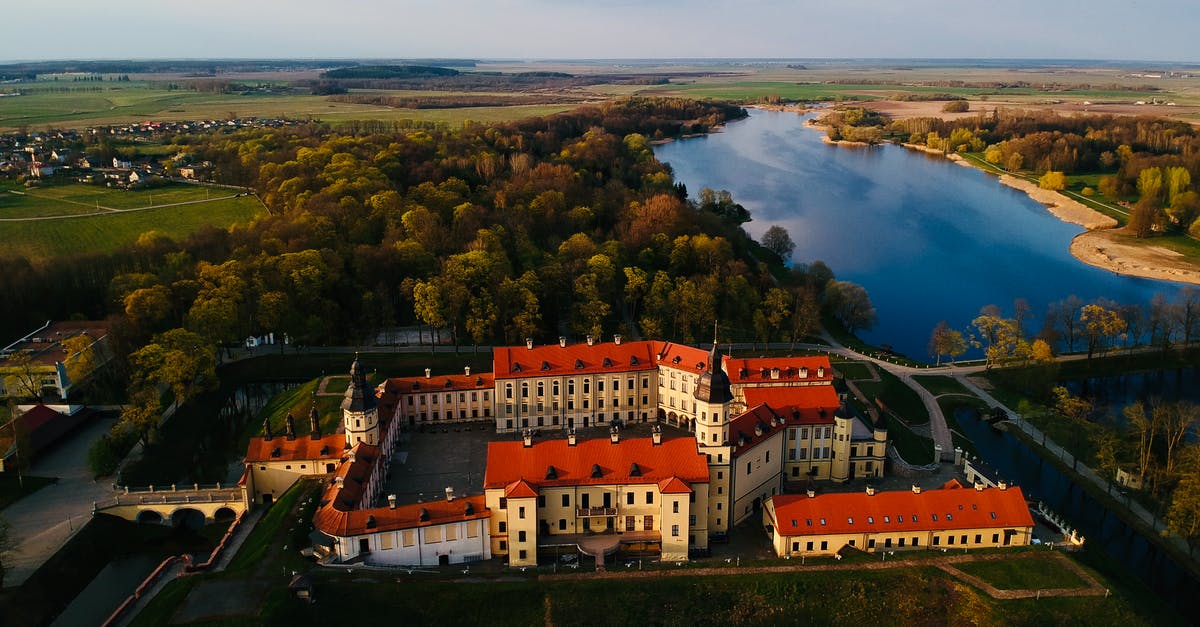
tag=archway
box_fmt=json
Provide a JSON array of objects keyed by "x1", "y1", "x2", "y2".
[
  {"x1": 136, "y1": 510, "x2": 164, "y2": 525},
  {"x1": 171, "y1": 508, "x2": 206, "y2": 530},
  {"x1": 214, "y1": 507, "x2": 237, "y2": 523}
]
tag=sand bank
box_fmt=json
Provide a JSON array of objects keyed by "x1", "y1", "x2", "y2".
[{"x1": 1071, "y1": 230, "x2": 1200, "y2": 285}]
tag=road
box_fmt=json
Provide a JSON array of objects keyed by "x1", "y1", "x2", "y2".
[{"x1": 2, "y1": 416, "x2": 118, "y2": 587}]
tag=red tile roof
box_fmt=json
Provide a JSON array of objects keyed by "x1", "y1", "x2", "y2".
[
  {"x1": 244, "y1": 433, "x2": 346, "y2": 463},
  {"x1": 730, "y1": 403, "x2": 785, "y2": 456},
  {"x1": 484, "y1": 436, "x2": 709, "y2": 490},
  {"x1": 504, "y1": 479, "x2": 539, "y2": 498},
  {"x1": 384, "y1": 372, "x2": 495, "y2": 394},
  {"x1": 493, "y1": 340, "x2": 659, "y2": 379},
  {"x1": 725, "y1": 356, "x2": 834, "y2": 385},
  {"x1": 8, "y1": 404, "x2": 91, "y2": 453},
  {"x1": 743, "y1": 385, "x2": 840, "y2": 425},
  {"x1": 658, "y1": 477, "x2": 693, "y2": 494},
  {"x1": 654, "y1": 342, "x2": 710, "y2": 374},
  {"x1": 3, "y1": 320, "x2": 110, "y2": 367},
  {"x1": 314, "y1": 493, "x2": 489, "y2": 537},
  {"x1": 768, "y1": 484, "x2": 1035, "y2": 538}
]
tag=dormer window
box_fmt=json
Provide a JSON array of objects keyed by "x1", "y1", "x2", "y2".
[
  {"x1": 541, "y1": 360, "x2": 551, "y2": 371},
  {"x1": 672, "y1": 356, "x2": 681, "y2": 364},
  {"x1": 630, "y1": 356, "x2": 639, "y2": 366},
  {"x1": 603, "y1": 357, "x2": 613, "y2": 367},
  {"x1": 629, "y1": 462, "x2": 642, "y2": 477},
  {"x1": 575, "y1": 359, "x2": 585, "y2": 369},
  {"x1": 591, "y1": 464, "x2": 603, "y2": 478},
  {"x1": 545, "y1": 465, "x2": 558, "y2": 480},
  {"x1": 512, "y1": 363, "x2": 522, "y2": 373}
]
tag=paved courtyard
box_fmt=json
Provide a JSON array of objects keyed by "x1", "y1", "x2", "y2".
[{"x1": 383, "y1": 420, "x2": 695, "y2": 507}]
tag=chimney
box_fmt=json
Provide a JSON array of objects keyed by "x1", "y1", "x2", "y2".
[
  {"x1": 974, "y1": 482, "x2": 985, "y2": 492},
  {"x1": 335, "y1": 476, "x2": 344, "y2": 487},
  {"x1": 799, "y1": 367, "x2": 808, "y2": 378},
  {"x1": 586, "y1": 334, "x2": 595, "y2": 346},
  {"x1": 651, "y1": 424, "x2": 662, "y2": 445},
  {"x1": 522, "y1": 429, "x2": 533, "y2": 447},
  {"x1": 817, "y1": 366, "x2": 825, "y2": 378},
  {"x1": 559, "y1": 336, "x2": 567, "y2": 348},
  {"x1": 463, "y1": 366, "x2": 470, "y2": 377},
  {"x1": 954, "y1": 447, "x2": 963, "y2": 466},
  {"x1": 770, "y1": 367, "x2": 780, "y2": 380},
  {"x1": 388, "y1": 494, "x2": 397, "y2": 509},
  {"x1": 262, "y1": 417, "x2": 273, "y2": 441},
  {"x1": 445, "y1": 486, "x2": 455, "y2": 502},
  {"x1": 567, "y1": 428, "x2": 577, "y2": 446},
  {"x1": 806, "y1": 488, "x2": 815, "y2": 498},
  {"x1": 866, "y1": 485, "x2": 875, "y2": 496},
  {"x1": 911, "y1": 484, "x2": 922, "y2": 494},
  {"x1": 613, "y1": 334, "x2": 622, "y2": 345},
  {"x1": 525, "y1": 337, "x2": 534, "y2": 350},
  {"x1": 997, "y1": 480, "x2": 1008, "y2": 491},
  {"x1": 310, "y1": 405, "x2": 321, "y2": 439},
  {"x1": 609, "y1": 425, "x2": 619, "y2": 444},
  {"x1": 285, "y1": 414, "x2": 296, "y2": 441},
  {"x1": 425, "y1": 368, "x2": 431, "y2": 379}
]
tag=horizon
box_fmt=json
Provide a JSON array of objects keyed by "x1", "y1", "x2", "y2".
[{"x1": 5, "y1": 1, "x2": 1198, "y2": 63}]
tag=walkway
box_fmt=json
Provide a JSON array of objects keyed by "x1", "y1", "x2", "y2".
[
  {"x1": 541, "y1": 551, "x2": 1108, "y2": 600},
  {"x1": 1, "y1": 416, "x2": 118, "y2": 587}
]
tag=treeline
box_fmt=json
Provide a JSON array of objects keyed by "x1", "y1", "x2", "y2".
[
  {"x1": 325, "y1": 93, "x2": 584, "y2": 109},
  {"x1": 320, "y1": 65, "x2": 462, "y2": 79},
  {"x1": 826, "y1": 108, "x2": 1200, "y2": 236},
  {"x1": 824, "y1": 78, "x2": 1161, "y2": 92},
  {"x1": 1, "y1": 98, "x2": 789, "y2": 355}
]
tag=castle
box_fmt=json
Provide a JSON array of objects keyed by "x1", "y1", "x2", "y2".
[{"x1": 244, "y1": 338, "x2": 1032, "y2": 568}]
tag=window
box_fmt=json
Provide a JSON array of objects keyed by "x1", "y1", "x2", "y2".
[
  {"x1": 898, "y1": 538, "x2": 905, "y2": 547},
  {"x1": 426, "y1": 527, "x2": 442, "y2": 543},
  {"x1": 961, "y1": 535, "x2": 968, "y2": 545},
  {"x1": 521, "y1": 383, "x2": 529, "y2": 398},
  {"x1": 562, "y1": 494, "x2": 570, "y2": 507},
  {"x1": 499, "y1": 498, "x2": 507, "y2": 509},
  {"x1": 912, "y1": 537, "x2": 919, "y2": 547},
  {"x1": 559, "y1": 519, "x2": 567, "y2": 530},
  {"x1": 933, "y1": 536, "x2": 940, "y2": 546},
  {"x1": 992, "y1": 533, "x2": 999, "y2": 543},
  {"x1": 673, "y1": 501, "x2": 680, "y2": 514},
  {"x1": 644, "y1": 515, "x2": 653, "y2": 531},
  {"x1": 537, "y1": 382, "x2": 544, "y2": 397},
  {"x1": 402, "y1": 530, "x2": 415, "y2": 547},
  {"x1": 519, "y1": 506, "x2": 526, "y2": 519},
  {"x1": 646, "y1": 491, "x2": 653, "y2": 504},
  {"x1": 553, "y1": 381, "x2": 559, "y2": 395},
  {"x1": 498, "y1": 522, "x2": 507, "y2": 533},
  {"x1": 848, "y1": 517, "x2": 854, "y2": 525},
  {"x1": 598, "y1": 380, "x2": 605, "y2": 392},
  {"x1": 689, "y1": 515, "x2": 697, "y2": 525},
  {"x1": 884, "y1": 538, "x2": 892, "y2": 548},
  {"x1": 765, "y1": 451, "x2": 770, "y2": 463},
  {"x1": 467, "y1": 521, "x2": 479, "y2": 538},
  {"x1": 505, "y1": 384, "x2": 513, "y2": 399},
  {"x1": 518, "y1": 531, "x2": 527, "y2": 542},
  {"x1": 868, "y1": 539, "x2": 876, "y2": 549},
  {"x1": 746, "y1": 462, "x2": 752, "y2": 475},
  {"x1": 947, "y1": 535, "x2": 955, "y2": 545},
  {"x1": 627, "y1": 492, "x2": 634, "y2": 505},
  {"x1": 519, "y1": 550, "x2": 527, "y2": 560},
  {"x1": 975, "y1": 534, "x2": 982, "y2": 544},
  {"x1": 499, "y1": 540, "x2": 507, "y2": 551},
  {"x1": 806, "y1": 541, "x2": 813, "y2": 551},
  {"x1": 568, "y1": 380, "x2": 575, "y2": 395},
  {"x1": 671, "y1": 524, "x2": 680, "y2": 537},
  {"x1": 820, "y1": 540, "x2": 828, "y2": 550},
  {"x1": 819, "y1": 518, "x2": 826, "y2": 526},
  {"x1": 446, "y1": 525, "x2": 458, "y2": 541}
]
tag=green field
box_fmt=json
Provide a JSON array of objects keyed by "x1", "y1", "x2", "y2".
[
  {"x1": 0, "y1": 188, "x2": 264, "y2": 260},
  {"x1": 0, "y1": 181, "x2": 228, "y2": 218},
  {"x1": 0, "y1": 82, "x2": 576, "y2": 131},
  {"x1": 958, "y1": 556, "x2": 1089, "y2": 590}
]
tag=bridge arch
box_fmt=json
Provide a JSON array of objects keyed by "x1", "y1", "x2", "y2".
[
  {"x1": 171, "y1": 507, "x2": 206, "y2": 530},
  {"x1": 136, "y1": 510, "x2": 164, "y2": 524},
  {"x1": 214, "y1": 506, "x2": 237, "y2": 523}
]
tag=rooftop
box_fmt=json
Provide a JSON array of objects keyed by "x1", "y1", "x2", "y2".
[
  {"x1": 483, "y1": 435, "x2": 709, "y2": 490},
  {"x1": 768, "y1": 480, "x2": 1035, "y2": 537},
  {"x1": 724, "y1": 355, "x2": 834, "y2": 385},
  {"x1": 244, "y1": 433, "x2": 346, "y2": 463},
  {"x1": 1, "y1": 320, "x2": 110, "y2": 368},
  {"x1": 493, "y1": 339, "x2": 660, "y2": 379}
]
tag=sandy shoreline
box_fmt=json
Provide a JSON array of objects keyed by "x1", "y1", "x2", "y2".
[{"x1": 1071, "y1": 231, "x2": 1200, "y2": 285}]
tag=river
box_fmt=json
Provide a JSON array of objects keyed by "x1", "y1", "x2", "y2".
[{"x1": 653, "y1": 109, "x2": 1186, "y2": 360}]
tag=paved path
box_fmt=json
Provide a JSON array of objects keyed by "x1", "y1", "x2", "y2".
[
  {"x1": 1, "y1": 416, "x2": 118, "y2": 587},
  {"x1": 541, "y1": 551, "x2": 1108, "y2": 599}
]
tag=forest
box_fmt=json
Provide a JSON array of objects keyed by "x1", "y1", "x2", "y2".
[{"x1": 0, "y1": 98, "x2": 846, "y2": 359}]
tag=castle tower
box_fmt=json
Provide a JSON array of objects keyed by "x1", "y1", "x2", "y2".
[
  {"x1": 342, "y1": 355, "x2": 379, "y2": 447},
  {"x1": 693, "y1": 340, "x2": 732, "y2": 448}
]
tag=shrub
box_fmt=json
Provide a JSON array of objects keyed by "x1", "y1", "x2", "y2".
[{"x1": 942, "y1": 100, "x2": 970, "y2": 113}]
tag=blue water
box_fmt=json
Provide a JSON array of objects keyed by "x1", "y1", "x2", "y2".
[{"x1": 653, "y1": 110, "x2": 1188, "y2": 360}]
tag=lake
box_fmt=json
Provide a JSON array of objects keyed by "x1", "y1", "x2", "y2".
[{"x1": 653, "y1": 110, "x2": 1186, "y2": 360}]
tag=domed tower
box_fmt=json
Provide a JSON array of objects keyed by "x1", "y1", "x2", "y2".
[
  {"x1": 342, "y1": 355, "x2": 379, "y2": 447},
  {"x1": 693, "y1": 340, "x2": 733, "y2": 448}
]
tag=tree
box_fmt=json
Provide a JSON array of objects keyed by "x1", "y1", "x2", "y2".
[
  {"x1": 1053, "y1": 386, "x2": 1092, "y2": 470},
  {"x1": 927, "y1": 321, "x2": 967, "y2": 365},
  {"x1": 1038, "y1": 171, "x2": 1067, "y2": 191},
  {"x1": 972, "y1": 310, "x2": 1030, "y2": 369},
  {"x1": 2, "y1": 352, "x2": 43, "y2": 400},
  {"x1": 1030, "y1": 338, "x2": 1054, "y2": 363},
  {"x1": 1167, "y1": 468, "x2": 1200, "y2": 556},
  {"x1": 123, "y1": 285, "x2": 173, "y2": 332},
  {"x1": 1157, "y1": 402, "x2": 1198, "y2": 474},
  {"x1": 789, "y1": 287, "x2": 821, "y2": 349},
  {"x1": 753, "y1": 288, "x2": 792, "y2": 347},
  {"x1": 1177, "y1": 288, "x2": 1200, "y2": 347},
  {"x1": 1080, "y1": 302, "x2": 1126, "y2": 361},
  {"x1": 760, "y1": 225, "x2": 796, "y2": 262},
  {"x1": 824, "y1": 280, "x2": 876, "y2": 334},
  {"x1": 128, "y1": 328, "x2": 217, "y2": 408},
  {"x1": 1125, "y1": 402, "x2": 1157, "y2": 482},
  {"x1": 0, "y1": 514, "x2": 11, "y2": 587},
  {"x1": 60, "y1": 334, "x2": 97, "y2": 391}
]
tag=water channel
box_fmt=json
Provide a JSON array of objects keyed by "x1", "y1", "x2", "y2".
[
  {"x1": 957, "y1": 406, "x2": 1200, "y2": 614},
  {"x1": 653, "y1": 109, "x2": 1187, "y2": 361}
]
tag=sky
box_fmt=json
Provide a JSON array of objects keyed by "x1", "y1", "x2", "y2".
[{"x1": 3, "y1": 0, "x2": 1198, "y2": 63}]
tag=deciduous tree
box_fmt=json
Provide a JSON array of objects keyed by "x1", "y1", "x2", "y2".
[
  {"x1": 760, "y1": 225, "x2": 796, "y2": 262},
  {"x1": 824, "y1": 280, "x2": 876, "y2": 334}
]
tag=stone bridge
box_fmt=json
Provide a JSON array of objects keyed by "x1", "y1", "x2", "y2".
[{"x1": 94, "y1": 483, "x2": 249, "y2": 528}]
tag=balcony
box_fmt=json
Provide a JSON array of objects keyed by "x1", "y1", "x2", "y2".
[{"x1": 577, "y1": 507, "x2": 617, "y2": 518}]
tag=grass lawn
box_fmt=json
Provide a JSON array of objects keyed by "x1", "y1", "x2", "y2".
[
  {"x1": 912, "y1": 375, "x2": 974, "y2": 397},
  {"x1": 957, "y1": 555, "x2": 1087, "y2": 590},
  {"x1": 937, "y1": 395, "x2": 988, "y2": 457},
  {"x1": 832, "y1": 360, "x2": 874, "y2": 381},
  {"x1": 0, "y1": 181, "x2": 225, "y2": 218},
  {"x1": 0, "y1": 193, "x2": 263, "y2": 260},
  {"x1": 0, "y1": 473, "x2": 56, "y2": 510},
  {"x1": 853, "y1": 368, "x2": 929, "y2": 425},
  {"x1": 887, "y1": 419, "x2": 935, "y2": 465}
]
